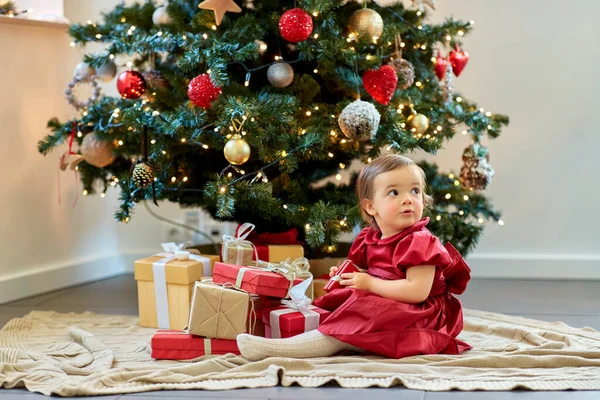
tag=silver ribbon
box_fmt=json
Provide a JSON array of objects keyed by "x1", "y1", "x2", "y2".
[{"x1": 203, "y1": 338, "x2": 212, "y2": 355}]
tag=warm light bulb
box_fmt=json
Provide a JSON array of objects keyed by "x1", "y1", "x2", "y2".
[
  {"x1": 459, "y1": 210, "x2": 464, "y2": 215},
  {"x1": 306, "y1": 111, "x2": 312, "y2": 116},
  {"x1": 313, "y1": 34, "x2": 319, "y2": 39},
  {"x1": 449, "y1": 173, "x2": 455, "y2": 179},
  {"x1": 219, "y1": 186, "x2": 227, "y2": 193},
  {"x1": 463, "y1": 195, "x2": 469, "y2": 201},
  {"x1": 328, "y1": 152, "x2": 334, "y2": 157},
  {"x1": 202, "y1": 144, "x2": 209, "y2": 149},
  {"x1": 283, "y1": 204, "x2": 288, "y2": 209},
  {"x1": 436, "y1": 215, "x2": 442, "y2": 221},
  {"x1": 183, "y1": 177, "x2": 188, "y2": 182},
  {"x1": 305, "y1": 223, "x2": 310, "y2": 230},
  {"x1": 83, "y1": 190, "x2": 88, "y2": 196},
  {"x1": 498, "y1": 219, "x2": 505, "y2": 226},
  {"x1": 445, "y1": 193, "x2": 451, "y2": 199},
  {"x1": 445, "y1": 35, "x2": 451, "y2": 41},
  {"x1": 100, "y1": 193, "x2": 106, "y2": 198},
  {"x1": 211, "y1": 25, "x2": 217, "y2": 30},
  {"x1": 157, "y1": 31, "x2": 163, "y2": 36},
  {"x1": 336, "y1": 174, "x2": 342, "y2": 181}
]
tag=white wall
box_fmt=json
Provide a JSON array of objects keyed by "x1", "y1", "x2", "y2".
[
  {"x1": 0, "y1": 14, "x2": 130, "y2": 303},
  {"x1": 1, "y1": 0, "x2": 598, "y2": 304},
  {"x1": 422, "y1": 0, "x2": 600, "y2": 277}
]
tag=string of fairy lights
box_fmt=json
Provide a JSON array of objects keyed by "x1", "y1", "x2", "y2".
[{"x1": 67, "y1": 5, "x2": 504, "y2": 235}]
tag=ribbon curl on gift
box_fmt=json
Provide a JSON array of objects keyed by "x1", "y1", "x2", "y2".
[
  {"x1": 152, "y1": 242, "x2": 216, "y2": 329},
  {"x1": 269, "y1": 275, "x2": 321, "y2": 338},
  {"x1": 257, "y1": 257, "x2": 313, "y2": 298},
  {"x1": 222, "y1": 223, "x2": 260, "y2": 266}
]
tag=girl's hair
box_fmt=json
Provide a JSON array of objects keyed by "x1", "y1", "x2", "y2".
[{"x1": 356, "y1": 154, "x2": 434, "y2": 226}]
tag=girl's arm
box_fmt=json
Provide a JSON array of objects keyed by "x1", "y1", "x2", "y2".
[{"x1": 340, "y1": 265, "x2": 436, "y2": 304}]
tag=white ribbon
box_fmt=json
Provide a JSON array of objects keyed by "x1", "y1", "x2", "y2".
[
  {"x1": 152, "y1": 242, "x2": 213, "y2": 329},
  {"x1": 269, "y1": 275, "x2": 320, "y2": 338},
  {"x1": 203, "y1": 338, "x2": 212, "y2": 355},
  {"x1": 221, "y1": 222, "x2": 260, "y2": 266}
]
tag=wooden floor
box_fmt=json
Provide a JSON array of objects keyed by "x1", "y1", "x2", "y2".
[{"x1": 0, "y1": 274, "x2": 599, "y2": 399}]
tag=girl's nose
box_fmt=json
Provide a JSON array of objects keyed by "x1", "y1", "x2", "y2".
[{"x1": 402, "y1": 196, "x2": 412, "y2": 205}]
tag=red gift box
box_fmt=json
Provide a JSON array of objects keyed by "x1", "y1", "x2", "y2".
[
  {"x1": 323, "y1": 259, "x2": 360, "y2": 292},
  {"x1": 150, "y1": 330, "x2": 239, "y2": 360},
  {"x1": 262, "y1": 305, "x2": 330, "y2": 338},
  {"x1": 212, "y1": 262, "x2": 302, "y2": 298}
]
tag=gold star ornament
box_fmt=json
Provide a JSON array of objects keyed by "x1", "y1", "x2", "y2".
[{"x1": 198, "y1": 0, "x2": 242, "y2": 26}]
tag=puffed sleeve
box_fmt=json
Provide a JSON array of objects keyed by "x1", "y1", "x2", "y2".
[
  {"x1": 347, "y1": 227, "x2": 370, "y2": 269},
  {"x1": 393, "y1": 230, "x2": 453, "y2": 271}
]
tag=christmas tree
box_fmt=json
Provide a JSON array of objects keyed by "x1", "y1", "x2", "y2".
[{"x1": 38, "y1": 0, "x2": 508, "y2": 255}]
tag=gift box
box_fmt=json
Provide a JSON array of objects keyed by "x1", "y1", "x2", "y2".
[
  {"x1": 151, "y1": 330, "x2": 239, "y2": 360},
  {"x1": 186, "y1": 281, "x2": 250, "y2": 340},
  {"x1": 253, "y1": 244, "x2": 304, "y2": 263},
  {"x1": 134, "y1": 243, "x2": 220, "y2": 330},
  {"x1": 212, "y1": 262, "x2": 304, "y2": 299},
  {"x1": 313, "y1": 275, "x2": 329, "y2": 298},
  {"x1": 308, "y1": 257, "x2": 346, "y2": 278},
  {"x1": 263, "y1": 305, "x2": 330, "y2": 338},
  {"x1": 324, "y1": 259, "x2": 360, "y2": 292},
  {"x1": 221, "y1": 222, "x2": 257, "y2": 266}
]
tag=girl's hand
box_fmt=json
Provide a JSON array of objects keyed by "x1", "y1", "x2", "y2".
[
  {"x1": 329, "y1": 266, "x2": 339, "y2": 277},
  {"x1": 339, "y1": 272, "x2": 373, "y2": 291}
]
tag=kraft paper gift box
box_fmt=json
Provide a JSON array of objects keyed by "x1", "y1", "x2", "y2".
[
  {"x1": 212, "y1": 260, "x2": 312, "y2": 299},
  {"x1": 221, "y1": 223, "x2": 305, "y2": 265},
  {"x1": 308, "y1": 257, "x2": 346, "y2": 278},
  {"x1": 221, "y1": 222, "x2": 257, "y2": 266},
  {"x1": 134, "y1": 243, "x2": 220, "y2": 330},
  {"x1": 185, "y1": 281, "x2": 251, "y2": 340},
  {"x1": 151, "y1": 330, "x2": 240, "y2": 360},
  {"x1": 262, "y1": 276, "x2": 330, "y2": 338},
  {"x1": 313, "y1": 275, "x2": 329, "y2": 298}
]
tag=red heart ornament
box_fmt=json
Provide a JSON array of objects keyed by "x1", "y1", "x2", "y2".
[
  {"x1": 434, "y1": 51, "x2": 448, "y2": 80},
  {"x1": 449, "y1": 45, "x2": 469, "y2": 77},
  {"x1": 362, "y1": 65, "x2": 398, "y2": 105}
]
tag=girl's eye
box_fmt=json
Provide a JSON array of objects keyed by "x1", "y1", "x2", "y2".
[
  {"x1": 388, "y1": 189, "x2": 398, "y2": 197},
  {"x1": 411, "y1": 187, "x2": 421, "y2": 194}
]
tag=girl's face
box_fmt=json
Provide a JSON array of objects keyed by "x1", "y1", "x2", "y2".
[{"x1": 362, "y1": 166, "x2": 424, "y2": 239}]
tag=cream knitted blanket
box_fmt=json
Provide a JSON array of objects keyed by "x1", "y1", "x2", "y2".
[{"x1": 0, "y1": 309, "x2": 599, "y2": 396}]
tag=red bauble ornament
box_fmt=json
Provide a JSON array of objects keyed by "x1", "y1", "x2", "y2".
[
  {"x1": 362, "y1": 65, "x2": 398, "y2": 106},
  {"x1": 434, "y1": 51, "x2": 449, "y2": 80},
  {"x1": 116, "y1": 70, "x2": 146, "y2": 99},
  {"x1": 187, "y1": 73, "x2": 222, "y2": 108},
  {"x1": 279, "y1": 8, "x2": 313, "y2": 43},
  {"x1": 449, "y1": 45, "x2": 470, "y2": 77}
]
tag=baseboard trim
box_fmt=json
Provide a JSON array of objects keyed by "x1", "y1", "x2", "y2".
[
  {"x1": 466, "y1": 254, "x2": 600, "y2": 279},
  {"x1": 1, "y1": 252, "x2": 597, "y2": 305},
  {"x1": 0, "y1": 254, "x2": 139, "y2": 305}
]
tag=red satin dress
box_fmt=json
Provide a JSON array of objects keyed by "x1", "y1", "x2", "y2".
[{"x1": 313, "y1": 217, "x2": 472, "y2": 359}]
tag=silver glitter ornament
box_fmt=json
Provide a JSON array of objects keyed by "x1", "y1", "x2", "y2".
[
  {"x1": 152, "y1": 6, "x2": 172, "y2": 25},
  {"x1": 74, "y1": 62, "x2": 96, "y2": 82},
  {"x1": 267, "y1": 62, "x2": 294, "y2": 88},
  {"x1": 96, "y1": 61, "x2": 117, "y2": 82},
  {"x1": 338, "y1": 100, "x2": 380, "y2": 142}
]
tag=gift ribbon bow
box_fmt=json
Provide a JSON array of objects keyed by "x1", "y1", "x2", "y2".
[
  {"x1": 256, "y1": 257, "x2": 313, "y2": 297},
  {"x1": 270, "y1": 275, "x2": 320, "y2": 338},
  {"x1": 153, "y1": 242, "x2": 214, "y2": 329}
]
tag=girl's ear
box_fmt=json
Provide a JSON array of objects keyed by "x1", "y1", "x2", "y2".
[{"x1": 361, "y1": 199, "x2": 376, "y2": 217}]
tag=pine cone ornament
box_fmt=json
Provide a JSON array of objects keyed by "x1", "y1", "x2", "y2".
[
  {"x1": 389, "y1": 58, "x2": 415, "y2": 90},
  {"x1": 132, "y1": 162, "x2": 155, "y2": 188},
  {"x1": 143, "y1": 70, "x2": 169, "y2": 89},
  {"x1": 459, "y1": 145, "x2": 495, "y2": 191}
]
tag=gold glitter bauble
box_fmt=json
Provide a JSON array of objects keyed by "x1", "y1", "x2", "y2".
[
  {"x1": 407, "y1": 113, "x2": 429, "y2": 134},
  {"x1": 267, "y1": 62, "x2": 294, "y2": 88},
  {"x1": 224, "y1": 136, "x2": 251, "y2": 165},
  {"x1": 80, "y1": 133, "x2": 115, "y2": 168},
  {"x1": 348, "y1": 9, "x2": 384, "y2": 39}
]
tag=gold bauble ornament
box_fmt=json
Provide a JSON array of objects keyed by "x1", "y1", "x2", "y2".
[
  {"x1": 407, "y1": 113, "x2": 429, "y2": 134},
  {"x1": 348, "y1": 9, "x2": 383, "y2": 39},
  {"x1": 224, "y1": 135, "x2": 251, "y2": 165},
  {"x1": 80, "y1": 133, "x2": 116, "y2": 168}
]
